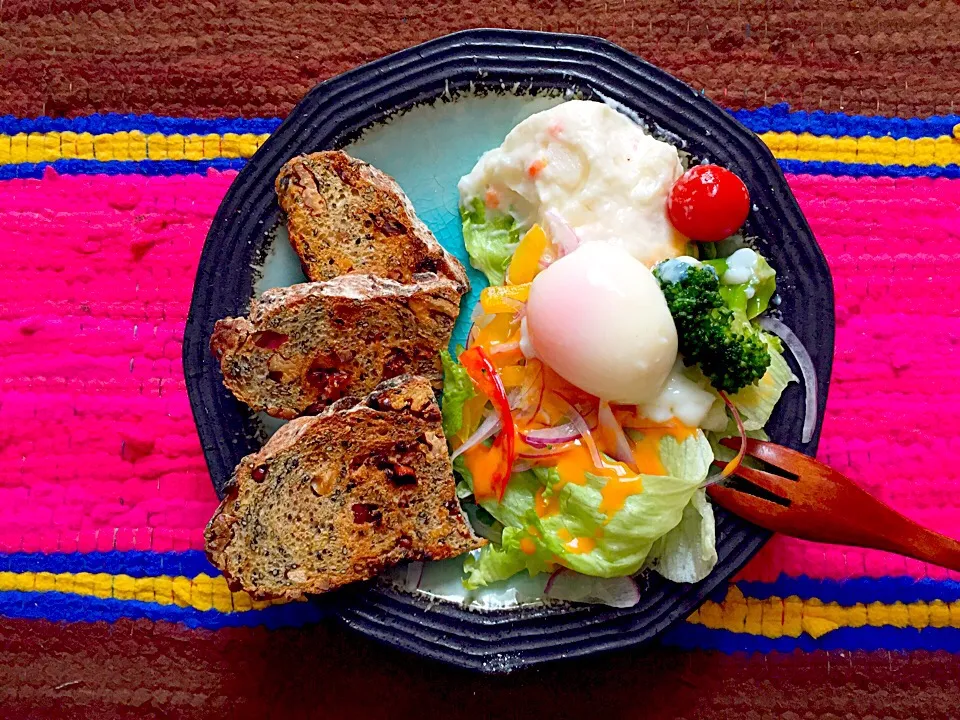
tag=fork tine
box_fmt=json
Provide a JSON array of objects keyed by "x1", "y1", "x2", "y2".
[
  {"x1": 707, "y1": 483, "x2": 790, "y2": 523},
  {"x1": 718, "y1": 437, "x2": 809, "y2": 475},
  {"x1": 711, "y1": 460, "x2": 793, "y2": 499}
]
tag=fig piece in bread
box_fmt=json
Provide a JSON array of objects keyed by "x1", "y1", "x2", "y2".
[{"x1": 210, "y1": 273, "x2": 461, "y2": 419}]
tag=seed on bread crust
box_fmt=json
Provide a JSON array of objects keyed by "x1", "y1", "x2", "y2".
[{"x1": 204, "y1": 376, "x2": 485, "y2": 600}]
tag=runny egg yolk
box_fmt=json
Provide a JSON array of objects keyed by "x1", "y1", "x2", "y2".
[{"x1": 524, "y1": 242, "x2": 678, "y2": 405}]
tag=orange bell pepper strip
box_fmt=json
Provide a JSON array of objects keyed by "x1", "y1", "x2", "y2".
[
  {"x1": 506, "y1": 224, "x2": 549, "y2": 285},
  {"x1": 459, "y1": 346, "x2": 517, "y2": 501},
  {"x1": 479, "y1": 283, "x2": 531, "y2": 315}
]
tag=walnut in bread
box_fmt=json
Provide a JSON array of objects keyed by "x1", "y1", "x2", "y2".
[{"x1": 204, "y1": 375, "x2": 485, "y2": 600}]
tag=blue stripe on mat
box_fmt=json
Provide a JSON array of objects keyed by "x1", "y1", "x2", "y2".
[
  {"x1": 776, "y1": 159, "x2": 960, "y2": 179},
  {"x1": 0, "y1": 590, "x2": 323, "y2": 629},
  {"x1": 731, "y1": 105, "x2": 960, "y2": 140},
  {"x1": 736, "y1": 575, "x2": 960, "y2": 605},
  {"x1": 2, "y1": 157, "x2": 957, "y2": 182},
  {"x1": 0, "y1": 114, "x2": 282, "y2": 136},
  {"x1": 6, "y1": 550, "x2": 960, "y2": 607},
  {"x1": 3, "y1": 106, "x2": 958, "y2": 140},
  {"x1": 0, "y1": 158, "x2": 247, "y2": 180},
  {"x1": 0, "y1": 551, "x2": 217, "y2": 579}
]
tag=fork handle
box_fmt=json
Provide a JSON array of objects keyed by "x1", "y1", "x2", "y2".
[
  {"x1": 796, "y1": 479, "x2": 960, "y2": 572},
  {"x1": 851, "y1": 501, "x2": 960, "y2": 572}
]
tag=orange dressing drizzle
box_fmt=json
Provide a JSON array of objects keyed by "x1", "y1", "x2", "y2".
[
  {"x1": 564, "y1": 536, "x2": 596, "y2": 554},
  {"x1": 463, "y1": 443, "x2": 507, "y2": 502},
  {"x1": 519, "y1": 537, "x2": 537, "y2": 555},
  {"x1": 535, "y1": 486, "x2": 560, "y2": 519},
  {"x1": 555, "y1": 527, "x2": 596, "y2": 554},
  {"x1": 527, "y1": 419, "x2": 699, "y2": 520}
]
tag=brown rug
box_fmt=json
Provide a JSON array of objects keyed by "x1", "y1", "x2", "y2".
[{"x1": 2, "y1": 0, "x2": 959, "y2": 119}]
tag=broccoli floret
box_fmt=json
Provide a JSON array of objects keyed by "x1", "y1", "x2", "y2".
[{"x1": 653, "y1": 259, "x2": 771, "y2": 394}]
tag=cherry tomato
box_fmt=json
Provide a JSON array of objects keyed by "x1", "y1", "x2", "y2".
[{"x1": 667, "y1": 164, "x2": 751, "y2": 242}]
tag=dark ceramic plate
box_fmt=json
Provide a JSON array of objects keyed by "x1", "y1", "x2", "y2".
[{"x1": 183, "y1": 28, "x2": 834, "y2": 673}]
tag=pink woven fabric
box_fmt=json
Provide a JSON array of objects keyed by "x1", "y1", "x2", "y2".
[
  {"x1": 0, "y1": 169, "x2": 232, "y2": 553},
  {"x1": 1, "y1": 169, "x2": 958, "y2": 579},
  {"x1": 739, "y1": 174, "x2": 960, "y2": 582}
]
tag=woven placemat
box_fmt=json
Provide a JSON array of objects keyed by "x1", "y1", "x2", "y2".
[{"x1": 1, "y1": 2, "x2": 959, "y2": 717}]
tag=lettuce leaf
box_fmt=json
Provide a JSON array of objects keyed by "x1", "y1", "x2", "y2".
[
  {"x1": 728, "y1": 335, "x2": 796, "y2": 430},
  {"x1": 645, "y1": 489, "x2": 717, "y2": 583},
  {"x1": 460, "y1": 197, "x2": 521, "y2": 286},
  {"x1": 461, "y1": 432, "x2": 715, "y2": 588},
  {"x1": 439, "y1": 349, "x2": 475, "y2": 438}
]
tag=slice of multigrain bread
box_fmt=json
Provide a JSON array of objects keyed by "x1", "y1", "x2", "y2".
[
  {"x1": 275, "y1": 150, "x2": 469, "y2": 292},
  {"x1": 210, "y1": 273, "x2": 461, "y2": 419},
  {"x1": 204, "y1": 376, "x2": 485, "y2": 600}
]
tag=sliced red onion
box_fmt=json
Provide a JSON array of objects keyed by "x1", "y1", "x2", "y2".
[
  {"x1": 703, "y1": 391, "x2": 747, "y2": 487},
  {"x1": 758, "y1": 317, "x2": 818, "y2": 444},
  {"x1": 512, "y1": 459, "x2": 534, "y2": 474},
  {"x1": 518, "y1": 445, "x2": 573, "y2": 460},
  {"x1": 543, "y1": 566, "x2": 566, "y2": 595},
  {"x1": 521, "y1": 422, "x2": 581, "y2": 448},
  {"x1": 489, "y1": 340, "x2": 520, "y2": 356},
  {"x1": 510, "y1": 361, "x2": 543, "y2": 417},
  {"x1": 598, "y1": 400, "x2": 638, "y2": 471},
  {"x1": 450, "y1": 412, "x2": 500, "y2": 461},
  {"x1": 555, "y1": 396, "x2": 604, "y2": 469},
  {"x1": 544, "y1": 210, "x2": 581, "y2": 256}
]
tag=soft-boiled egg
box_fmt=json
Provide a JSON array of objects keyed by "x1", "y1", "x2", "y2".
[{"x1": 525, "y1": 242, "x2": 678, "y2": 404}]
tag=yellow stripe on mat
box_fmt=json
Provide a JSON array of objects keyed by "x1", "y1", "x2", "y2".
[
  {"x1": 0, "y1": 570, "x2": 283, "y2": 613},
  {"x1": 759, "y1": 131, "x2": 960, "y2": 167},
  {"x1": 688, "y1": 586, "x2": 960, "y2": 639},
  {"x1": 0, "y1": 131, "x2": 271, "y2": 164},
  {"x1": 3, "y1": 569, "x2": 960, "y2": 640},
  {"x1": 0, "y1": 130, "x2": 958, "y2": 168}
]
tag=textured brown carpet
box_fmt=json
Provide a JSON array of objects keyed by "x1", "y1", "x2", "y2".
[
  {"x1": 1, "y1": 0, "x2": 959, "y2": 119},
  {"x1": 2, "y1": 618, "x2": 959, "y2": 719},
  {"x1": 2, "y1": 1, "x2": 959, "y2": 717}
]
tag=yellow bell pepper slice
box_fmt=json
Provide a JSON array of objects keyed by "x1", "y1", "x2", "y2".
[
  {"x1": 498, "y1": 364, "x2": 528, "y2": 388},
  {"x1": 506, "y1": 224, "x2": 549, "y2": 285},
  {"x1": 480, "y1": 283, "x2": 531, "y2": 315},
  {"x1": 472, "y1": 313, "x2": 516, "y2": 352}
]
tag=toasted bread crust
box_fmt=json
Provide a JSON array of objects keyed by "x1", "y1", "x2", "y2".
[
  {"x1": 204, "y1": 376, "x2": 485, "y2": 600},
  {"x1": 210, "y1": 273, "x2": 461, "y2": 419},
  {"x1": 276, "y1": 151, "x2": 469, "y2": 293}
]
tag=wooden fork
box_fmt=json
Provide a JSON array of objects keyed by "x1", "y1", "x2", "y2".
[{"x1": 707, "y1": 438, "x2": 960, "y2": 572}]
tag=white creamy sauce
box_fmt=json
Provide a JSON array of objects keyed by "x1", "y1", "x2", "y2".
[
  {"x1": 459, "y1": 100, "x2": 687, "y2": 267},
  {"x1": 721, "y1": 248, "x2": 759, "y2": 285},
  {"x1": 640, "y1": 360, "x2": 723, "y2": 429}
]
